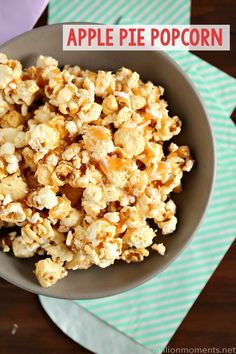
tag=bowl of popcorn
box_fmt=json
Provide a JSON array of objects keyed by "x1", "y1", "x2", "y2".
[{"x1": 0, "y1": 24, "x2": 215, "y2": 299}]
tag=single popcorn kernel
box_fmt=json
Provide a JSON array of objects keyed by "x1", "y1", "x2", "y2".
[
  {"x1": 102, "y1": 94, "x2": 118, "y2": 115},
  {"x1": 1, "y1": 110, "x2": 24, "y2": 128},
  {"x1": 32, "y1": 186, "x2": 58, "y2": 210},
  {"x1": 57, "y1": 85, "x2": 74, "y2": 105},
  {"x1": 79, "y1": 102, "x2": 102, "y2": 123},
  {"x1": 49, "y1": 196, "x2": 71, "y2": 220},
  {"x1": 0, "y1": 202, "x2": 26, "y2": 223},
  {"x1": 34, "y1": 258, "x2": 67, "y2": 287},
  {"x1": 114, "y1": 127, "x2": 145, "y2": 156},
  {"x1": 130, "y1": 95, "x2": 146, "y2": 110},
  {"x1": 0, "y1": 53, "x2": 194, "y2": 288},
  {"x1": 0, "y1": 174, "x2": 28, "y2": 201},
  {"x1": 27, "y1": 123, "x2": 60, "y2": 153},
  {"x1": 152, "y1": 243, "x2": 166, "y2": 255},
  {"x1": 0, "y1": 64, "x2": 14, "y2": 89},
  {"x1": 122, "y1": 225, "x2": 155, "y2": 249},
  {"x1": 0, "y1": 142, "x2": 15, "y2": 155}
]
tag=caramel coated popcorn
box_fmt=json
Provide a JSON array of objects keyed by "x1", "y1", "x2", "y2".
[{"x1": 0, "y1": 54, "x2": 194, "y2": 287}]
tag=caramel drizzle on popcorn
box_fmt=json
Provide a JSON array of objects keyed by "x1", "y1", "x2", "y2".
[{"x1": 0, "y1": 53, "x2": 194, "y2": 287}]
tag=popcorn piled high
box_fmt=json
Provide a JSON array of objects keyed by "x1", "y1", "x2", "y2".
[{"x1": 0, "y1": 54, "x2": 194, "y2": 287}]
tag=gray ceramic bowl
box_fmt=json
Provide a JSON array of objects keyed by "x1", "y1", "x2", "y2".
[{"x1": 0, "y1": 24, "x2": 215, "y2": 299}]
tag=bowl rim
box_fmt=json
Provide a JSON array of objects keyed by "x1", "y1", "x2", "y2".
[{"x1": 0, "y1": 23, "x2": 216, "y2": 299}]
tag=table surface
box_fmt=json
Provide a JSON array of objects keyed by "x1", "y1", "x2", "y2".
[{"x1": 0, "y1": 1, "x2": 236, "y2": 353}]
